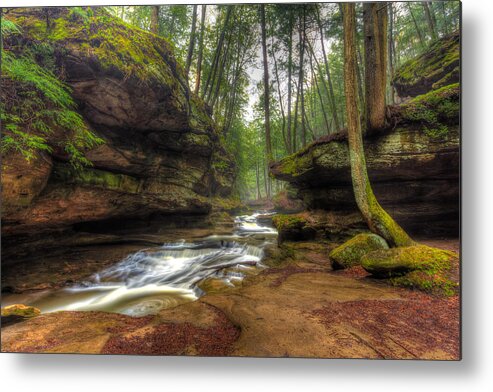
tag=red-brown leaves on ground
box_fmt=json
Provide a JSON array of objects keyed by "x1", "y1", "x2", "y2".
[
  {"x1": 102, "y1": 307, "x2": 240, "y2": 356},
  {"x1": 330, "y1": 265, "x2": 370, "y2": 278},
  {"x1": 311, "y1": 293, "x2": 460, "y2": 359}
]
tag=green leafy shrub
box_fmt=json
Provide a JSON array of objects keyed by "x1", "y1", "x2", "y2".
[{"x1": 1, "y1": 19, "x2": 103, "y2": 168}]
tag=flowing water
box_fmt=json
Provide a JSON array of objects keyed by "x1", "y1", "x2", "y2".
[{"x1": 3, "y1": 212, "x2": 277, "y2": 317}]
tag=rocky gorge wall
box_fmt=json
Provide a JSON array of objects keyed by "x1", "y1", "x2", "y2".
[
  {"x1": 271, "y1": 32, "x2": 460, "y2": 237},
  {"x1": 1, "y1": 8, "x2": 235, "y2": 255}
]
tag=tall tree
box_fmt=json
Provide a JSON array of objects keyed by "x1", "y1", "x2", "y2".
[
  {"x1": 407, "y1": 2, "x2": 425, "y2": 48},
  {"x1": 185, "y1": 5, "x2": 198, "y2": 77},
  {"x1": 298, "y1": 8, "x2": 307, "y2": 147},
  {"x1": 260, "y1": 4, "x2": 273, "y2": 165},
  {"x1": 342, "y1": 3, "x2": 414, "y2": 247},
  {"x1": 315, "y1": 4, "x2": 341, "y2": 132},
  {"x1": 202, "y1": 6, "x2": 233, "y2": 101},
  {"x1": 422, "y1": 1, "x2": 437, "y2": 40},
  {"x1": 194, "y1": 5, "x2": 206, "y2": 94},
  {"x1": 363, "y1": 2, "x2": 388, "y2": 131},
  {"x1": 388, "y1": 3, "x2": 396, "y2": 104},
  {"x1": 150, "y1": 5, "x2": 159, "y2": 35},
  {"x1": 286, "y1": 14, "x2": 294, "y2": 153}
]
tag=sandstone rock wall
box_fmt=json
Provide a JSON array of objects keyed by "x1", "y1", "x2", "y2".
[
  {"x1": 271, "y1": 84, "x2": 460, "y2": 237},
  {"x1": 1, "y1": 8, "x2": 235, "y2": 244}
]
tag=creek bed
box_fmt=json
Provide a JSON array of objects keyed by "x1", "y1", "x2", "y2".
[{"x1": 2, "y1": 212, "x2": 277, "y2": 317}]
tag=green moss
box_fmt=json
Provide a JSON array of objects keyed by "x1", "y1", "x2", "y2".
[
  {"x1": 400, "y1": 83, "x2": 459, "y2": 139},
  {"x1": 211, "y1": 196, "x2": 243, "y2": 212},
  {"x1": 53, "y1": 164, "x2": 141, "y2": 193},
  {"x1": 393, "y1": 31, "x2": 459, "y2": 91},
  {"x1": 329, "y1": 233, "x2": 389, "y2": 269},
  {"x1": 361, "y1": 245, "x2": 458, "y2": 296},
  {"x1": 7, "y1": 8, "x2": 183, "y2": 85},
  {"x1": 272, "y1": 214, "x2": 308, "y2": 231},
  {"x1": 1, "y1": 304, "x2": 41, "y2": 318},
  {"x1": 277, "y1": 151, "x2": 313, "y2": 177}
]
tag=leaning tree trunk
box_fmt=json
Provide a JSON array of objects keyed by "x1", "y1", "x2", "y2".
[
  {"x1": 150, "y1": 6, "x2": 159, "y2": 35},
  {"x1": 343, "y1": 3, "x2": 414, "y2": 247},
  {"x1": 185, "y1": 5, "x2": 198, "y2": 77},
  {"x1": 194, "y1": 5, "x2": 206, "y2": 94},
  {"x1": 363, "y1": 2, "x2": 388, "y2": 132},
  {"x1": 422, "y1": 2, "x2": 437, "y2": 40}
]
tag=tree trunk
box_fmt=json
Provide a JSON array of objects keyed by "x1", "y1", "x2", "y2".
[
  {"x1": 272, "y1": 38, "x2": 289, "y2": 150},
  {"x1": 194, "y1": 5, "x2": 206, "y2": 95},
  {"x1": 256, "y1": 159, "x2": 261, "y2": 200},
  {"x1": 185, "y1": 5, "x2": 198, "y2": 78},
  {"x1": 260, "y1": 4, "x2": 273, "y2": 163},
  {"x1": 407, "y1": 3, "x2": 425, "y2": 48},
  {"x1": 388, "y1": 3, "x2": 396, "y2": 104},
  {"x1": 343, "y1": 3, "x2": 414, "y2": 247},
  {"x1": 316, "y1": 5, "x2": 341, "y2": 132},
  {"x1": 363, "y1": 2, "x2": 388, "y2": 131},
  {"x1": 150, "y1": 6, "x2": 159, "y2": 35},
  {"x1": 308, "y1": 50, "x2": 330, "y2": 134},
  {"x1": 422, "y1": 2, "x2": 437, "y2": 40},
  {"x1": 202, "y1": 6, "x2": 232, "y2": 100},
  {"x1": 286, "y1": 15, "x2": 294, "y2": 154},
  {"x1": 293, "y1": 78, "x2": 301, "y2": 152},
  {"x1": 299, "y1": 9, "x2": 307, "y2": 147}
]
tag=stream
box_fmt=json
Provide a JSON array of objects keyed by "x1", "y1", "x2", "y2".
[{"x1": 2, "y1": 212, "x2": 277, "y2": 317}]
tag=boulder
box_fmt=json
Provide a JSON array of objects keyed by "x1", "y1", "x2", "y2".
[
  {"x1": 272, "y1": 214, "x2": 317, "y2": 243},
  {"x1": 361, "y1": 244, "x2": 458, "y2": 296},
  {"x1": 329, "y1": 233, "x2": 389, "y2": 269}
]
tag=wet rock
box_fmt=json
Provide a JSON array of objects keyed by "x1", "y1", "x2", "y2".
[
  {"x1": 1, "y1": 304, "x2": 41, "y2": 318},
  {"x1": 329, "y1": 233, "x2": 389, "y2": 269},
  {"x1": 1, "y1": 304, "x2": 41, "y2": 327}
]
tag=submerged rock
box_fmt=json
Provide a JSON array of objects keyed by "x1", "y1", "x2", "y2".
[{"x1": 329, "y1": 233, "x2": 389, "y2": 270}]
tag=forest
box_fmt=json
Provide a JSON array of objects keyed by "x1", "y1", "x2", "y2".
[
  {"x1": 108, "y1": 1, "x2": 459, "y2": 199},
  {"x1": 1, "y1": 2, "x2": 460, "y2": 359}
]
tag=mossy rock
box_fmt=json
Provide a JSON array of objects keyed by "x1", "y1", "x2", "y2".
[
  {"x1": 1, "y1": 304, "x2": 41, "y2": 318},
  {"x1": 361, "y1": 245, "x2": 458, "y2": 296},
  {"x1": 393, "y1": 30, "x2": 459, "y2": 97},
  {"x1": 329, "y1": 233, "x2": 389, "y2": 269},
  {"x1": 272, "y1": 214, "x2": 316, "y2": 243},
  {"x1": 400, "y1": 83, "x2": 459, "y2": 139}
]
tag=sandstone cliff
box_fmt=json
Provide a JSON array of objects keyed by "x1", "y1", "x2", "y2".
[
  {"x1": 1, "y1": 8, "x2": 235, "y2": 251},
  {"x1": 271, "y1": 32, "x2": 460, "y2": 237}
]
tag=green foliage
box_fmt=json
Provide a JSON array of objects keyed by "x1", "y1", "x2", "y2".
[
  {"x1": 1, "y1": 18, "x2": 104, "y2": 168},
  {"x1": 1, "y1": 19, "x2": 22, "y2": 35},
  {"x1": 68, "y1": 7, "x2": 92, "y2": 23}
]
